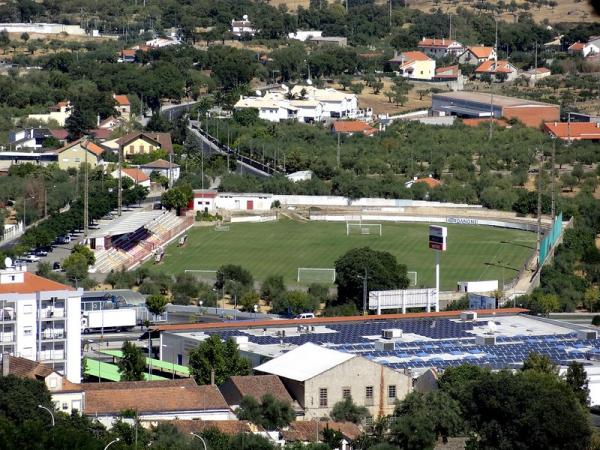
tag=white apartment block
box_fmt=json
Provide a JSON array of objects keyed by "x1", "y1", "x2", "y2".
[{"x1": 0, "y1": 263, "x2": 82, "y2": 383}]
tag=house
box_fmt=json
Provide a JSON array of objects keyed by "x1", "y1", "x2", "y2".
[
  {"x1": 309, "y1": 36, "x2": 347, "y2": 47},
  {"x1": 56, "y1": 139, "x2": 104, "y2": 170},
  {"x1": 254, "y1": 343, "x2": 411, "y2": 420},
  {"x1": 389, "y1": 51, "x2": 436, "y2": 80},
  {"x1": 7, "y1": 128, "x2": 66, "y2": 151},
  {"x1": 234, "y1": 95, "x2": 298, "y2": 123},
  {"x1": 0, "y1": 151, "x2": 57, "y2": 171},
  {"x1": 27, "y1": 101, "x2": 73, "y2": 126},
  {"x1": 404, "y1": 176, "x2": 442, "y2": 189},
  {"x1": 232, "y1": 16, "x2": 256, "y2": 37},
  {"x1": 0, "y1": 263, "x2": 82, "y2": 383},
  {"x1": 290, "y1": 99, "x2": 324, "y2": 123},
  {"x1": 111, "y1": 167, "x2": 151, "y2": 188},
  {"x1": 119, "y1": 49, "x2": 137, "y2": 63},
  {"x1": 524, "y1": 67, "x2": 551, "y2": 81},
  {"x1": 281, "y1": 421, "x2": 361, "y2": 445},
  {"x1": 458, "y1": 46, "x2": 496, "y2": 65},
  {"x1": 568, "y1": 41, "x2": 585, "y2": 55},
  {"x1": 140, "y1": 159, "x2": 180, "y2": 183},
  {"x1": 286, "y1": 170, "x2": 313, "y2": 183},
  {"x1": 433, "y1": 65, "x2": 460, "y2": 81},
  {"x1": 219, "y1": 375, "x2": 297, "y2": 412},
  {"x1": 189, "y1": 189, "x2": 219, "y2": 213},
  {"x1": 583, "y1": 38, "x2": 600, "y2": 57},
  {"x1": 543, "y1": 121, "x2": 600, "y2": 142},
  {"x1": 1, "y1": 355, "x2": 84, "y2": 415},
  {"x1": 116, "y1": 131, "x2": 173, "y2": 158},
  {"x1": 113, "y1": 94, "x2": 131, "y2": 120},
  {"x1": 145, "y1": 37, "x2": 180, "y2": 48},
  {"x1": 474, "y1": 60, "x2": 519, "y2": 82},
  {"x1": 332, "y1": 121, "x2": 377, "y2": 136},
  {"x1": 417, "y1": 37, "x2": 464, "y2": 58},
  {"x1": 290, "y1": 86, "x2": 361, "y2": 119},
  {"x1": 81, "y1": 379, "x2": 231, "y2": 428},
  {"x1": 288, "y1": 30, "x2": 323, "y2": 41}
]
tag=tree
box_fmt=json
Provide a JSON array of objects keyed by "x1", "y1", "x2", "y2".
[
  {"x1": 62, "y1": 253, "x2": 89, "y2": 283},
  {"x1": 236, "y1": 394, "x2": 294, "y2": 430},
  {"x1": 349, "y1": 83, "x2": 364, "y2": 95},
  {"x1": 593, "y1": 315, "x2": 600, "y2": 326},
  {"x1": 20, "y1": 32, "x2": 29, "y2": 42},
  {"x1": 146, "y1": 294, "x2": 168, "y2": 317},
  {"x1": 239, "y1": 290, "x2": 261, "y2": 312},
  {"x1": 565, "y1": 361, "x2": 590, "y2": 407},
  {"x1": 188, "y1": 335, "x2": 250, "y2": 385},
  {"x1": 521, "y1": 352, "x2": 558, "y2": 375},
  {"x1": 584, "y1": 287, "x2": 600, "y2": 312},
  {"x1": 117, "y1": 341, "x2": 146, "y2": 381},
  {"x1": 334, "y1": 247, "x2": 409, "y2": 308},
  {"x1": 261, "y1": 275, "x2": 286, "y2": 303},
  {"x1": 271, "y1": 291, "x2": 318, "y2": 316},
  {"x1": 160, "y1": 186, "x2": 191, "y2": 213},
  {"x1": 215, "y1": 264, "x2": 254, "y2": 290},
  {"x1": 65, "y1": 106, "x2": 94, "y2": 141},
  {"x1": 330, "y1": 396, "x2": 369, "y2": 424},
  {"x1": 71, "y1": 243, "x2": 95, "y2": 266}
]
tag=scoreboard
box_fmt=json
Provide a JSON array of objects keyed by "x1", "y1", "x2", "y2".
[{"x1": 429, "y1": 225, "x2": 447, "y2": 251}]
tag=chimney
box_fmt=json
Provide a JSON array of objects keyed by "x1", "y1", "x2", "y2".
[
  {"x1": 210, "y1": 368, "x2": 215, "y2": 385},
  {"x1": 97, "y1": 115, "x2": 100, "y2": 127},
  {"x1": 2, "y1": 353, "x2": 9, "y2": 377}
]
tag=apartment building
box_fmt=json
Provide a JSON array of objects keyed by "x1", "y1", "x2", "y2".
[{"x1": 0, "y1": 262, "x2": 82, "y2": 383}]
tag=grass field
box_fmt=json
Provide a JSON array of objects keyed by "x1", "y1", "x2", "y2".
[{"x1": 152, "y1": 219, "x2": 537, "y2": 291}]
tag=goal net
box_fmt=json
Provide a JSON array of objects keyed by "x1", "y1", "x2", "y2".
[
  {"x1": 215, "y1": 224, "x2": 230, "y2": 232},
  {"x1": 184, "y1": 269, "x2": 218, "y2": 284},
  {"x1": 407, "y1": 271, "x2": 418, "y2": 287},
  {"x1": 346, "y1": 222, "x2": 382, "y2": 236},
  {"x1": 297, "y1": 268, "x2": 336, "y2": 284}
]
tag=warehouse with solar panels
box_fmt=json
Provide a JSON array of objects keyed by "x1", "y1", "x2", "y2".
[{"x1": 154, "y1": 309, "x2": 600, "y2": 406}]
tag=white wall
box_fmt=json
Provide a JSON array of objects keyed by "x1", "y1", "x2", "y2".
[{"x1": 64, "y1": 293, "x2": 82, "y2": 383}]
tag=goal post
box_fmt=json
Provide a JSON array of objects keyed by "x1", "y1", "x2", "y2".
[
  {"x1": 297, "y1": 268, "x2": 336, "y2": 284},
  {"x1": 184, "y1": 269, "x2": 218, "y2": 284},
  {"x1": 407, "y1": 271, "x2": 418, "y2": 287},
  {"x1": 346, "y1": 222, "x2": 382, "y2": 236}
]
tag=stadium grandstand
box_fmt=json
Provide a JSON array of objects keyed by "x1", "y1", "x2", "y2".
[
  {"x1": 153, "y1": 309, "x2": 600, "y2": 405},
  {"x1": 87, "y1": 211, "x2": 192, "y2": 273}
]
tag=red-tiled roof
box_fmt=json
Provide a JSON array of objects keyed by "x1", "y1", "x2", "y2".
[
  {"x1": 435, "y1": 65, "x2": 459, "y2": 78},
  {"x1": 332, "y1": 121, "x2": 377, "y2": 135},
  {"x1": 462, "y1": 118, "x2": 508, "y2": 128},
  {"x1": 418, "y1": 38, "x2": 461, "y2": 48},
  {"x1": 282, "y1": 421, "x2": 361, "y2": 442},
  {"x1": 117, "y1": 132, "x2": 173, "y2": 153},
  {"x1": 168, "y1": 420, "x2": 262, "y2": 435},
  {"x1": 121, "y1": 168, "x2": 150, "y2": 183},
  {"x1": 544, "y1": 122, "x2": 600, "y2": 140},
  {"x1": 412, "y1": 177, "x2": 441, "y2": 188},
  {"x1": 475, "y1": 60, "x2": 516, "y2": 74},
  {"x1": 402, "y1": 50, "x2": 432, "y2": 61},
  {"x1": 223, "y1": 375, "x2": 294, "y2": 405},
  {"x1": 466, "y1": 46, "x2": 494, "y2": 58},
  {"x1": 89, "y1": 129, "x2": 112, "y2": 140},
  {"x1": 0, "y1": 272, "x2": 73, "y2": 294},
  {"x1": 151, "y1": 308, "x2": 529, "y2": 333},
  {"x1": 568, "y1": 42, "x2": 585, "y2": 51},
  {"x1": 49, "y1": 129, "x2": 68, "y2": 140},
  {"x1": 56, "y1": 139, "x2": 104, "y2": 157},
  {"x1": 121, "y1": 49, "x2": 136, "y2": 57},
  {"x1": 114, "y1": 95, "x2": 130, "y2": 106},
  {"x1": 141, "y1": 159, "x2": 180, "y2": 169}
]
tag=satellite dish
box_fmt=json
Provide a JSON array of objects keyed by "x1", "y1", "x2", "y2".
[
  {"x1": 243, "y1": 14, "x2": 249, "y2": 20},
  {"x1": 4, "y1": 257, "x2": 12, "y2": 268},
  {"x1": 487, "y1": 321, "x2": 497, "y2": 334},
  {"x1": 281, "y1": 83, "x2": 289, "y2": 92},
  {"x1": 255, "y1": 90, "x2": 262, "y2": 96},
  {"x1": 306, "y1": 78, "x2": 313, "y2": 85}
]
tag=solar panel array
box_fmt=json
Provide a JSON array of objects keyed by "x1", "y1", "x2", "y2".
[{"x1": 205, "y1": 317, "x2": 598, "y2": 372}]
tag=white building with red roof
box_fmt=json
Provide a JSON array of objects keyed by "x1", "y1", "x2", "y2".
[
  {"x1": 475, "y1": 60, "x2": 519, "y2": 82},
  {"x1": 389, "y1": 50, "x2": 436, "y2": 80},
  {"x1": 111, "y1": 167, "x2": 151, "y2": 188},
  {"x1": 458, "y1": 46, "x2": 496, "y2": 65},
  {"x1": 0, "y1": 262, "x2": 82, "y2": 383},
  {"x1": 113, "y1": 94, "x2": 131, "y2": 120},
  {"x1": 417, "y1": 37, "x2": 464, "y2": 58}
]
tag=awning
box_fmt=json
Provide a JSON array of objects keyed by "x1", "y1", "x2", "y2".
[
  {"x1": 99, "y1": 349, "x2": 191, "y2": 377},
  {"x1": 84, "y1": 358, "x2": 167, "y2": 381}
]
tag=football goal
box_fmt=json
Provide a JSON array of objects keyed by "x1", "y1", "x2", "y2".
[
  {"x1": 407, "y1": 271, "x2": 418, "y2": 287},
  {"x1": 215, "y1": 224, "x2": 230, "y2": 232},
  {"x1": 184, "y1": 269, "x2": 218, "y2": 284},
  {"x1": 297, "y1": 268, "x2": 336, "y2": 284},
  {"x1": 346, "y1": 222, "x2": 382, "y2": 236}
]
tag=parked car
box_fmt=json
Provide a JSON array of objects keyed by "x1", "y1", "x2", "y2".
[
  {"x1": 295, "y1": 313, "x2": 315, "y2": 320},
  {"x1": 22, "y1": 254, "x2": 40, "y2": 263},
  {"x1": 34, "y1": 249, "x2": 48, "y2": 257},
  {"x1": 52, "y1": 262, "x2": 61, "y2": 271}
]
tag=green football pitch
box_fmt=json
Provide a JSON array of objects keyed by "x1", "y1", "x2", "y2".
[{"x1": 153, "y1": 219, "x2": 537, "y2": 290}]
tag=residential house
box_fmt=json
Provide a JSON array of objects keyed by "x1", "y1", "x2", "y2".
[
  {"x1": 417, "y1": 37, "x2": 464, "y2": 58},
  {"x1": 332, "y1": 121, "x2": 377, "y2": 136},
  {"x1": 1, "y1": 355, "x2": 84, "y2": 415},
  {"x1": 290, "y1": 86, "x2": 361, "y2": 119},
  {"x1": 286, "y1": 170, "x2": 313, "y2": 183},
  {"x1": 254, "y1": 343, "x2": 411, "y2": 420},
  {"x1": 139, "y1": 159, "x2": 180, "y2": 183},
  {"x1": 290, "y1": 99, "x2": 324, "y2": 123},
  {"x1": 27, "y1": 101, "x2": 73, "y2": 127},
  {"x1": 0, "y1": 263, "x2": 82, "y2": 383},
  {"x1": 145, "y1": 37, "x2": 180, "y2": 48},
  {"x1": 231, "y1": 16, "x2": 256, "y2": 37},
  {"x1": 309, "y1": 36, "x2": 347, "y2": 47},
  {"x1": 474, "y1": 60, "x2": 519, "y2": 82},
  {"x1": 543, "y1": 121, "x2": 600, "y2": 142},
  {"x1": 219, "y1": 375, "x2": 297, "y2": 412},
  {"x1": 8, "y1": 128, "x2": 66, "y2": 151},
  {"x1": 281, "y1": 421, "x2": 361, "y2": 446},
  {"x1": 234, "y1": 95, "x2": 298, "y2": 123},
  {"x1": 111, "y1": 167, "x2": 151, "y2": 188},
  {"x1": 81, "y1": 379, "x2": 231, "y2": 428},
  {"x1": 568, "y1": 41, "x2": 585, "y2": 56},
  {"x1": 116, "y1": 131, "x2": 173, "y2": 158},
  {"x1": 433, "y1": 65, "x2": 460, "y2": 81},
  {"x1": 113, "y1": 94, "x2": 131, "y2": 121},
  {"x1": 458, "y1": 46, "x2": 496, "y2": 65},
  {"x1": 119, "y1": 49, "x2": 137, "y2": 63},
  {"x1": 583, "y1": 38, "x2": 600, "y2": 57},
  {"x1": 288, "y1": 30, "x2": 323, "y2": 41},
  {"x1": 524, "y1": 67, "x2": 551, "y2": 82},
  {"x1": 404, "y1": 176, "x2": 442, "y2": 189},
  {"x1": 56, "y1": 139, "x2": 105, "y2": 170},
  {"x1": 389, "y1": 51, "x2": 436, "y2": 80},
  {"x1": 0, "y1": 152, "x2": 57, "y2": 171}
]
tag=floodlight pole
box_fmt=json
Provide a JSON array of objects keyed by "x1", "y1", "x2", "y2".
[
  {"x1": 434, "y1": 250, "x2": 440, "y2": 313},
  {"x1": 362, "y1": 267, "x2": 368, "y2": 316}
]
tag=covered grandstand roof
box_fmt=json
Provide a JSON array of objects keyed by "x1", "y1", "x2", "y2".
[{"x1": 88, "y1": 210, "x2": 165, "y2": 238}]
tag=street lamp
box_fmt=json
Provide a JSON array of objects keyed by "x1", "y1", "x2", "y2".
[
  {"x1": 253, "y1": 304, "x2": 258, "y2": 321},
  {"x1": 37, "y1": 404, "x2": 55, "y2": 427},
  {"x1": 104, "y1": 438, "x2": 120, "y2": 450},
  {"x1": 190, "y1": 433, "x2": 208, "y2": 450}
]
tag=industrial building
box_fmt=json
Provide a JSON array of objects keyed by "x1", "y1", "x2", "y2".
[
  {"x1": 155, "y1": 309, "x2": 600, "y2": 408},
  {"x1": 431, "y1": 91, "x2": 560, "y2": 127}
]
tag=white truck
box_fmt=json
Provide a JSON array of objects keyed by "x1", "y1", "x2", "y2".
[{"x1": 81, "y1": 309, "x2": 137, "y2": 334}]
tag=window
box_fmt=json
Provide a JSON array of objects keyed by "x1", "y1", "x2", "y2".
[
  {"x1": 62, "y1": 403, "x2": 68, "y2": 410},
  {"x1": 129, "y1": 145, "x2": 134, "y2": 153},
  {"x1": 72, "y1": 400, "x2": 81, "y2": 412},
  {"x1": 139, "y1": 145, "x2": 144, "y2": 153},
  {"x1": 388, "y1": 385, "x2": 397, "y2": 399},
  {"x1": 23, "y1": 326, "x2": 32, "y2": 336},
  {"x1": 342, "y1": 387, "x2": 351, "y2": 399},
  {"x1": 49, "y1": 378, "x2": 57, "y2": 388},
  {"x1": 319, "y1": 388, "x2": 328, "y2": 408},
  {"x1": 365, "y1": 386, "x2": 374, "y2": 406}
]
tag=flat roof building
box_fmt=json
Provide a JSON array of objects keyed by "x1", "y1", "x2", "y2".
[{"x1": 431, "y1": 91, "x2": 560, "y2": 127}]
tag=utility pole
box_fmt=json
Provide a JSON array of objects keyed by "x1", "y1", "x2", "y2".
[
  {"x1": 551, "y1": 140, "x2": 556, "y2": 219},
  {"x1": 489, "y1": 17, "x2": 498, "y2": 141},
  {"x1": 389, "y1": 0, "x2": 393, "y2": 29},
  {"x1": 362, "y1": 267, "x2": 368, "y2": 316},
  {"x1": 337, "y1": 132, "x2": 341, "y2": 168},
  {"x1": 84, "y1": 142, "x2": 89, "y2": 238},
  {"x1": 118, "y1": 145, "x2": 123, "y2": 216},
  {"x1": 168, "y1": 152, "x2": 173, "y2": 189},
  {"x1": 536, "y1": 149, "x2": 543, "y2": 268}
]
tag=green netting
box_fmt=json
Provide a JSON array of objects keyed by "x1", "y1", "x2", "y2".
[
  {"x1": 99, "y1": 349, "x2": 190, "y2": 376},
  {"x1": 85, "y1": 358, "x2": 167, "y2": 381}
]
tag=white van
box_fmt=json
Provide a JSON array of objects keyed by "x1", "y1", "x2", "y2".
[{"x1": 295, "y1": 313, "x2": 315, "y2": 320}]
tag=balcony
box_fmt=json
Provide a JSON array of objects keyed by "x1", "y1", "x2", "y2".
[
  {"x1": 38, "y1": 350, "x2": 65, "y2": 361},
  {"x1": 38, "y1": 308, "x2": 65, "y2": 319},
  {"x1": 40, "y1": 329, "x2": 65, "y2": 340},
  {"x1": 0, "y1": 332, "x2": 15, "y2": 343},
  {"x1": 0, "y1": 306, "x2": 16, "y2": 322}
]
